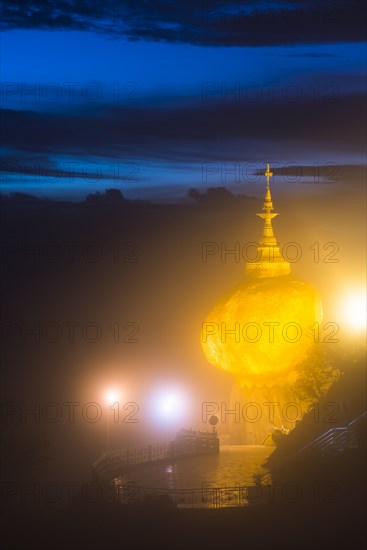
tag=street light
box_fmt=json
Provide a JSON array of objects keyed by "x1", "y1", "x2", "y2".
[
  {"x1": 105, "y1": 389, "x2": 119, "y2": 406},
  {"x1": 151, "y1": 387, "x2": 189, "y2": 428}
]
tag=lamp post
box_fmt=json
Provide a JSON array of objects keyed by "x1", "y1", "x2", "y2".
[{"x1": 104, "y1": 389, "x2": 119, "y2": 452}]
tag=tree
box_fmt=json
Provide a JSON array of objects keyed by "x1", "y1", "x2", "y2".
[
  {"x1": 187, "y1": 187, "x2": 235, "y2": 204},
  {"x1": 293, "y1": 346, "x2": 341, "y2": 404},
  {"x1": 85, "y1": 188, "x2": 126, "y2": 203}
]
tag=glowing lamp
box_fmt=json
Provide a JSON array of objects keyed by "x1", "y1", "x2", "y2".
[
  {"x1": 104, "y1": 389, "x2": 120, "y2": 406},
  {"x1": 152, "y1": 388, "x2": 188, "y2": 424},
  {"x1": 339, "y1": 289, "x2": 366, "y2": 332}
]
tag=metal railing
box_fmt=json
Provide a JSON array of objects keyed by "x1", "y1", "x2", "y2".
[
  {"x1": 94, "y1": 442, "x2": 173, "y2": 476},
  {"x1": 93, "y1": 435, "x2": 219, "y2": 478},
  {"x1": 296, "y1": 411, "x2": 366, "y2": 458},
  {"x1": 111, "y1": 483, "x2": 269, "y2": 509}
]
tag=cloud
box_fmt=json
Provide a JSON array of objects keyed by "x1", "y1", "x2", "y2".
[
  {"x1": 1, "y1": 91, "x2": 365, "y2": 166},
  {"x1": 1, "y1": 0, "x2": 366, "y2": 47},
  {"x1": 283, "y1": 53, "x2": 340, "y2": 58},
  {"x1": 1, "y1": 89, "x2": 365, "y2": 202}
]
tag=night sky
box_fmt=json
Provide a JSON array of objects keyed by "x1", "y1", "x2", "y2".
[{"x1": 1, "y1": 0, "x2": 366, "y2": 200}]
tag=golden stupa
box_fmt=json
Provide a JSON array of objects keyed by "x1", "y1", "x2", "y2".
[{"x1": 202, "y1": 164, "x2": 323, "y2": 390}]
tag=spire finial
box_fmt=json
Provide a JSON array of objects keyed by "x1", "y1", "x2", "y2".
[
  {"x1": 246, "y1": 163, "x2": 290, "y2": 278},
  {"x1": 263, "y1": 164, "x2": 274, "y2": 213},
  {"x1": 265, "y1": 163, "x2": 273, "y2": 187}
]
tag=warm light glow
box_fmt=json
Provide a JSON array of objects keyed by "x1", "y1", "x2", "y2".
[
  {"x1": 104, "y1": 388, "x2": 120, "y2": 406},
  {"x1": 339, "y1": 290, "x2": 367, "y2": 332},
  {"x1": 202, "y1": 276, "x2": 323, "y2": 388},
  {"x1": 201, "y1": 164, "x2": 323, "y2": 389}
]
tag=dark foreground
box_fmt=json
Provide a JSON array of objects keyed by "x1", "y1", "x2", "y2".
[{"x1": 3, "y1": 499, "x2": 366, "y2": 550}]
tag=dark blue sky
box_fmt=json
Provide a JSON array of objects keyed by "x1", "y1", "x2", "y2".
[{"x1": 1, "y1": 0, "x2": 366, "y2": 200}]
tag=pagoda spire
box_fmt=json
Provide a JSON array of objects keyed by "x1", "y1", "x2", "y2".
[
  {"x1": 264, "y1": 163, "x2": 274, "y2": 210},
  {"x1": 246, "y1": 164, "x2": 290, "y2": 278},
  {"x1": 256, "y1": 163, "x2": 278, "y2": 247}
]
